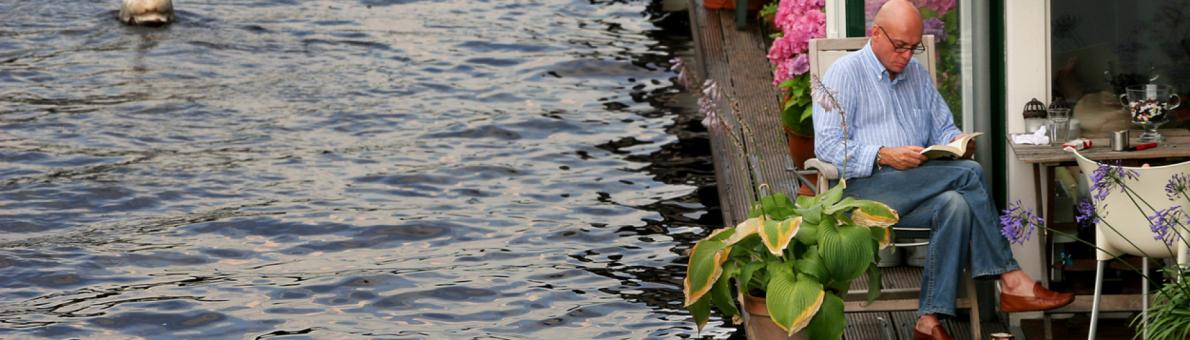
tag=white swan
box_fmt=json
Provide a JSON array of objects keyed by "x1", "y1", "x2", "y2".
[{"x1": 119, "y1": 0, "x2": 174, "y2": 25}]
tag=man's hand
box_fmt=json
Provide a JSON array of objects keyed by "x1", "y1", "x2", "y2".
[{"x1": 878, "y1": 146, "x2": 927, "y2": 170}]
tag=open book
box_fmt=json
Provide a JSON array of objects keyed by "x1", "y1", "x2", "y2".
[{"x1": 920, "y1": 132, "x2": 983, "y2": 159}]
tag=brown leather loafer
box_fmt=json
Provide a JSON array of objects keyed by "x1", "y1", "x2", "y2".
[
  {"x1": 913, "y1": 324, "x2": 955, "y2": 340},
  {"x1": 1000, "y1": 281, "x2": 1075, "y2": 312}
]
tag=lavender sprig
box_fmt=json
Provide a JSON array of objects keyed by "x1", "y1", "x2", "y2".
[
  {"x1": 809, "y1": 75, "x2": 847, "y2": 183},
  {"x1": 669, "y1": 57, "x2": 693, "y2": 89}
]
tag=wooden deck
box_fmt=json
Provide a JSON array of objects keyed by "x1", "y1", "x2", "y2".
[{"x1": 683, "y1": 1, "x2": 1015, "y2": 338}]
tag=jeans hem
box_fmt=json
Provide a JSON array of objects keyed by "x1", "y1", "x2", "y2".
[
  {"x1": 916, "y1": 307, "x2": 956, "y2": 318},
  {"x1": 972, "y1": 262, "x2": 1021, "y2": 279}
]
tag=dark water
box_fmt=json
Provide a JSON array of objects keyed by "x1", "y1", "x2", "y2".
[{"x1": 0, "y1": 0, "x2": 740, "y2": 338}]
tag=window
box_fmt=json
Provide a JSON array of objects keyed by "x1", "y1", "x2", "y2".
[{"x1": 1050, "y1": 0, "x2": 1190, "y2": 131}]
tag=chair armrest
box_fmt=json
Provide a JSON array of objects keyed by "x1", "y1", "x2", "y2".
[{"x1": 804, "y1": 158, "x2": 839, "y2": 180}]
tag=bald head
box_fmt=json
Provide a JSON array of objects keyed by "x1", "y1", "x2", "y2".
[
  {"x1": 869, "y1": 0, "x2": 924, "y2": 78},
  {"x1": 874, "y1": 0, "x2": 923, "y2": 35}
]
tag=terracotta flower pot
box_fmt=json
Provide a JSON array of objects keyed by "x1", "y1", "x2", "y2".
[
  {"x1": 783, "y1": 126, "x2": 818, "y2": 197},
  {"x1": 743, "y1": 294, "x2": 810, "y2": 340}
]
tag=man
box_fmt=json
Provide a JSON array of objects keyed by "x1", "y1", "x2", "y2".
[{"x1": 811, "y1": 1, "x2": 1074, "y2": 339}]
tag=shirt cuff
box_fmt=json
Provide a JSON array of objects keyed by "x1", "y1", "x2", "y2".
[{"x1": 850, "y1": 144, "x2": 884, "y2": 178}]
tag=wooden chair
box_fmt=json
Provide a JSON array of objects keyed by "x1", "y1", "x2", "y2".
[
  {"x1": 800, "y1": 36, "x2": 986, "y2": 339},
  {"x1": 1069, "y1": 149, "x2": 1190, "y2": 340}
]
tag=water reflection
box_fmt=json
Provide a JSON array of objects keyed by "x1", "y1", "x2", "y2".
[{"x1": 0, "y1": 0, "x2": 734, "y2": 338}]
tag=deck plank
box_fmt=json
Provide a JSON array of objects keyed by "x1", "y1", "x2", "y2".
[
  {"x1": 687, "y1": 1, "x2": 756, "y2": 223},
  {"x1": 715, "y1": 13, "x2": 802, "y2": 197}
]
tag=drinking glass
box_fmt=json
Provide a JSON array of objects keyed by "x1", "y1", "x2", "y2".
[{"x1": 1048, "y1": 107, "x2": 1071, "y2": 145}]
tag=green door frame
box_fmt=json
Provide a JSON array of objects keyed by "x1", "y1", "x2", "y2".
[{"x1": 844, "y1": 0, "x2": 1007, "y2": 208}]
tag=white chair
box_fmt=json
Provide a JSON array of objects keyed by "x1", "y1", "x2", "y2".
[
  {"x1": 800, "y1": 36, "x2": 989, "y2": 339},
  {"x1": 1069, "y1": 149, "x2": 1190, "y2": 340}
]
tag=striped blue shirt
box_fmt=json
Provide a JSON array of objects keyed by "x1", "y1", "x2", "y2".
[{"x1": 812, "y1": 42, "x2": 960, "y2": 179}]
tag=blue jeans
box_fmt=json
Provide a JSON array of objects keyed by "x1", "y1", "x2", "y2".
[{"x1": 842, "y1": 159, "x2": 1020, "y2": 316}]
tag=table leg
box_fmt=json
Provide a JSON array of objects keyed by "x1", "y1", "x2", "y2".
[
  {"x1": 1032, "y1": 164, "x2": 1046, "y2": 284},
  {"x1": 1033, "y1": 164, "x2": 1055, "y2": 340}
]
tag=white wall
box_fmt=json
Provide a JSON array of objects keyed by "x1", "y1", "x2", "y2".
[
  {"x1": 1004, "y1": 0, "x2": 1051, "y2": 322},
  {"x1": 826, "y1": 0, "x2": 847, "y2": 38}
]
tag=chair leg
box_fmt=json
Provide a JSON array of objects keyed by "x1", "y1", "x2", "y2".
[
  {"x1": 1089, "y1": 259, "x2": 1105, "y2": 340},
  {"x1": 1143, "y1": 257, "x2": 1149, "y2": 340},
  {"x1": 965, "y1": 272, "x2": 982, "y2": 340}
]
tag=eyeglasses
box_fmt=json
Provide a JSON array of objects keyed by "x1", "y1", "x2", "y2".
[{"x1": 876, "y1": 26, "x2": 925, "y2": 54}]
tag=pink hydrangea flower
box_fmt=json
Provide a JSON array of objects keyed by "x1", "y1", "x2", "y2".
[{"x1": 768, "y1": 0, "x2": 826, "y2": 85}]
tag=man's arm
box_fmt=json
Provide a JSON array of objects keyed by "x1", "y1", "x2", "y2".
[{"x1": 812, "y1": 71, "x2": 882, "y2": 178}]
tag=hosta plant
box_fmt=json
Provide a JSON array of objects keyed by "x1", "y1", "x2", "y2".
[{"x1": 683, "y1": 183, "x2": 899, "y2": 338}]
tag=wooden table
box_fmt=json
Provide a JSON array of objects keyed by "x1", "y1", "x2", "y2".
[
  {"x1": 1009, "y1": 128, "x2": 1190, "y2": 338},
  {"x1": 1010, "y1": 128, "x2": 1190, "y2": 240}
]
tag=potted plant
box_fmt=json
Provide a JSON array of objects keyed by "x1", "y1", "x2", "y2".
[
  {"x1": 765, "y1": 0, "x2": 825, "y2": 177},
  {"x1": 683, "y1": 183, "x2": 899, "y2": 338},
  {"x1": 682, "y1": 76, "x2": 899, "y2": 338},
  {"x1": 1000, "y1": 161, "x2": 1190, "y2": 339},
  {"x1": 677, "y1": 45, "x2": 896, "y2": 336}
]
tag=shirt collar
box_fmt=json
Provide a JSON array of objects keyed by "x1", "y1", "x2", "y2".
[{"x1": 860, "y1": 41, "x2": 904, "y2": 85}]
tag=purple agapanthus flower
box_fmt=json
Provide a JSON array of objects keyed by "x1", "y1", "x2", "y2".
[
  {"x1": 1075, "y1": 199, "x2": 1099, "y2": 225},
  {"x1": 1000, "y1": 200, "x2": 1043, "y2": 245},
  {"x1": 1166, "y1": 173, "x2": 1190, "y2": 201},
  {"x1": 1089, "y1": 161, "x2": 1140, "y2": 202},
  {"x1": 1146, "y1": 205, "x2": 1184, "y2": 246}
]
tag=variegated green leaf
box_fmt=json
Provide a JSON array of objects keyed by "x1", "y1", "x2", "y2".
[
  {"x1": 707, "y1": 227, "x2": 736, "y2": 242},
  {"x1": 683, "y1": 239, "x2": 729, "y2": 306},
  {"x1": 795, "y1": 194, "x2": 819, "y2": 208},
  {"x1": 864, "y1": 259, "x2": 883, "y2": 305},
  {"x1": 819, "y1": 225, "x2": 874, "y2": 283},
  {"x1": 794, "y1": 219, "x2": 819, "y2": 246},
  {"x1": 749, "y1": 193, "x2": 797, "y2": 220},
  {"x1": 710, "y1": 265, "x2": 739, "y2": 320},
  {"x1": 724, "y1": 217, "x2": 764, "y2": 245},
  {"x1": 766, "y1": 271, "x2": 825, "y2": 335},
  {"x1": 820, "y1": 182, "x2": 845, "y2": 207},
  {"x1": 687, "y1": 293, "x2": 712, "y2": 332},
  {"x1": 794, "y1": 246, "x2": 828, "y2": 281},
  {"x1": 850, "y1": 200, "x2": 899, "y2": 227},
  {"x1": 738, "y1": 261, "x2": 765, "y2": 295},
  {"x1": 759, "y1": 217, "x2": 802, "y2": 255},
  {"x1": 869, "y1": 225, "x2": 893, "y2": 249},
  {"x1": 798, "y1": 204, "x2": 824, "y2": 225},
  {"x1": 823, "y1": 196, "x2": 856, "y2": 215},
  {"x1": 805, "y1": 293, "x2": 845, "y2": 340}
]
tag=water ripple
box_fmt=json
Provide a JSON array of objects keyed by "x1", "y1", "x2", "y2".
[{"x1": 0, "y1": 0, "x2": 723, "y2": 338}]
